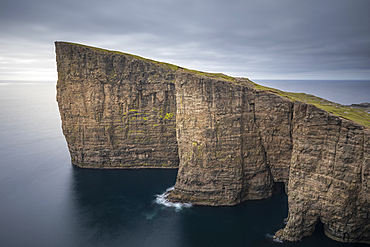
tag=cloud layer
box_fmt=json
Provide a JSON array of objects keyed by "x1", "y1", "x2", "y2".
[{"x1": 1, "y1": 0, "x2": 370, "y2": 80}]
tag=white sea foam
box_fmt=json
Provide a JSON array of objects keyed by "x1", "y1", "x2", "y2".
[
  {"x1": 266, "y1": 233, "x2": 283, "y2": 243},
  {"x1": 273, "y1": 237, "x2": 283, "y2": 243},
  {"x1": 155, "y1": 186, "x2": 192, "y2": 211}
]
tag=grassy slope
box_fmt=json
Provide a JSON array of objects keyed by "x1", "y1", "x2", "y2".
[
  {"x1": 61, "y1": 42, "x2": 370, "y2": 128},
  {"x1": 251, "y1": 82, "x2": 370, "y2": 128}
]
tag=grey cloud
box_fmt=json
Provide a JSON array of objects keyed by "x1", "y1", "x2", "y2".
[{"x1": 0, "y1": 0, "x2": 369, "y2": 80}]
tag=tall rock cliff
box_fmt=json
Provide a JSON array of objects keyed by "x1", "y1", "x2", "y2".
[
  {"x1": 167, "y1": 71, "x2": 293, "y2": 205},
  {"x1": 55, "y1": 42, "x2": 370, "y2": 244},
  {"x1": 275, "y1": 103, "x2": 370, "y2": 243},
  {"x1": 55, "y1": 42, "x2": 178, "y2": 168}
]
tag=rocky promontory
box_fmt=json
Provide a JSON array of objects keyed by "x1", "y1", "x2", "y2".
[
  {"x1": 56, "y1": 42, "x2": 179, "y2": 168},
  {"x1": 55, "y1": 42, "x2": 370, "y2": 244}
]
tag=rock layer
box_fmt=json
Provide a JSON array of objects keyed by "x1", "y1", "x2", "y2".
[
  {"x1": 168, "y1": 71, "x2": 293, "y2": 205},
  {"x1": 55, "y1": 42, "x2": 369, "y2": 244},
  {"x1": 56, "y1": 42, "x2": 178, "y2": 168},
  {"x1": 275, "y1": 103, "x2": 370, "y2": 244}
]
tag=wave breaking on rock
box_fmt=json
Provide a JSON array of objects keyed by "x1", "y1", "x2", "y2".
[{"x1": 155, "y1": 186, "x2": 192, "y2": 211}]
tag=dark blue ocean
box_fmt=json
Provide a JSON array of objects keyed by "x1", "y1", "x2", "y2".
[{"x1": 0, "y1": 81, "x2": 369, "y2": 247}]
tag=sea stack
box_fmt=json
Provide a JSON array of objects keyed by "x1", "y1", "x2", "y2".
[{"x1": 55, "y1": 42, "x2": 370, "y2": 244}]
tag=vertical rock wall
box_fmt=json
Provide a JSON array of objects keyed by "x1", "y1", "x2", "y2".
[
  {"x1": 275, "y1": 102, "x2": 370, "y2": 243},
  {"x1": 56, "y1": 42, "x2": 178, "y2": 168},
  {"x1": 168, "y1": 71, "x2": 294, "y2": 205}
]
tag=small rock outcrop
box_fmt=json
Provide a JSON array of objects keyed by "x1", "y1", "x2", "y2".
[
  {"x1": 55, "y1": 42, "x2": 370, "y2": 244},
  {"x1": 349, "y1": 103, "x2": 370, "y2": 113}
]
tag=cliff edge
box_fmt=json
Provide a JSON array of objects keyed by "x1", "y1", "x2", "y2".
[{"x1": 55, "y1": 41, "x2": 370, "y2": 244}]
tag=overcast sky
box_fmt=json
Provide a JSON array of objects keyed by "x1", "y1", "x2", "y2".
[{"x1": 1, "y1": 0, "x2": 370, "y2": 81}]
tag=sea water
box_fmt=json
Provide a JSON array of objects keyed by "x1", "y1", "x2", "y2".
[{"x1": 0, "y1": 81, "x2": 368, "y2": 247}]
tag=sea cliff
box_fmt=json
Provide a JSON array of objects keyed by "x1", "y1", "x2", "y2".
[
  {"x1": 55, "y1": 41, "x2": 370, "y2": 244},
  {"x1": 56, "y1": 42, "x2": 179, "y2": 168}
]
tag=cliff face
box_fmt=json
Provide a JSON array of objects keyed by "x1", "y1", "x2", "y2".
[
  {"x1": 167, "y1": 72, "x2": 293, "y2": 205},
  {"x1": 275, "y1": 103, "x2": 370, "y2": 243},
  {"x1": 56, "y1": 42, "x2": 178, "y2": 168},
  {"x1": 55, "y1": 42, "x2": 369, "y2": 244}
]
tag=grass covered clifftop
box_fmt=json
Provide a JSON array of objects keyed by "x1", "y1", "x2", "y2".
[
  {"x1": 56, "y1": 41, "x2": 370, "y2": 128},
  {"x1": 56, "y1": 41, "x2": 238, "y2": 82},
  {"x1": 58, "y1": 41, "x2": 180, "y2": 71},
  {"x1": 250, "y1": 82, "x2": 370, "y2": 128}
]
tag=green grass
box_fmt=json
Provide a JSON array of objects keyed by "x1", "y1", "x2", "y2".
[{"x1": 250, "y1": 81, "x2": 370, "y2": 128}]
